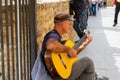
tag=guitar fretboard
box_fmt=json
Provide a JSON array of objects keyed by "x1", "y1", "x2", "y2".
[{"x1": 73, "y1": 34, "x2": 87, "y2": 50}]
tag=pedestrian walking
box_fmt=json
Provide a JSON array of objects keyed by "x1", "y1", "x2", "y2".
[
  {"x1": 113, "y1": 0, "x2": 120, "y2": 26},
  {"x1": 90, "y1": 0, "x2": 98, "y2": 16},
  {"x1": 70, "y1": 0, "x2": 89, "y2": 38}
]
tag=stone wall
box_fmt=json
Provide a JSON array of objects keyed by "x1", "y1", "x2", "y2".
[{"x1": 36, "y1": 1, "x2": 76, "y2": 52}]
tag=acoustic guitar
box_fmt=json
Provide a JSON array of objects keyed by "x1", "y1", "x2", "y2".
[{"x1": 44, "y1": 30, "x2": 90, "y2": 79}]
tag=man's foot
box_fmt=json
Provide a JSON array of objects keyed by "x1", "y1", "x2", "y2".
[
  {"x1": 96, "y1": 76, "x2": 109, "y2": 80},
  {"x1": 96, "y1": 73, "x2": 109, "y2": 80},
  {"x1": 113, "y1": 23, "x2": 117, "y2": 27}
]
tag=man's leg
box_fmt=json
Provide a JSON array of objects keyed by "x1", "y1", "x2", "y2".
[
  {"x1": 67, "y1": 57, "x2": 95, "y2": 80},
  {"x1": 76, "y1": 72, "x2": 95, "y2": 80}
]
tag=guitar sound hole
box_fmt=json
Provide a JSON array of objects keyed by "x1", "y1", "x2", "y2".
[{"x1": 58, "y1": 54, "x2": 67, "y2": 69}]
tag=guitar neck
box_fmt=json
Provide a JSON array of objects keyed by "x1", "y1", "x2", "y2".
[{"x1": 73, "y1": 34, "x2": 87, "y2": 50}]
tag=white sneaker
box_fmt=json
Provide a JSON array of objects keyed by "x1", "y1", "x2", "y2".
[{"x1": 96, "y1": 73, "x2": 109, "y2": 80}]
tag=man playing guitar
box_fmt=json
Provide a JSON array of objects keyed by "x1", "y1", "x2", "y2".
[{"x1": 32, "y1": 12, "x2": 95, "y2": 80}]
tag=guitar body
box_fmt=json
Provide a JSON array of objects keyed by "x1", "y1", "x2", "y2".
[{"x1": 44, "y1": 40, "x2": 78, "y2": 79}]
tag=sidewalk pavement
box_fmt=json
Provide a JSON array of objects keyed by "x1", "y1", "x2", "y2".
[{"x1": 74, "y1": 7, "x2": 120, "y2": 80}]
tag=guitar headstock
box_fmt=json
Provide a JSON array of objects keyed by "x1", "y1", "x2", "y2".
[
  {"x1": 84, "y1": 29, "x2": 93, "y2": 42},
  {"x1": 84, "y1": 29, "x2": 90, "y2": 35},
  {"x1": 73, "y1": 29, "x2": 93, "y2": 50}
]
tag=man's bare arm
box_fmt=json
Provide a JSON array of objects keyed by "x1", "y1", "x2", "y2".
[{"x1": 46, "y1": 39, "x2": 77, "y2": 58}]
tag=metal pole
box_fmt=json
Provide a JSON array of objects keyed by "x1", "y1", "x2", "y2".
[
  {"x1": 0, "y1": 0, "x2": 5, "y2": 80},
  {"x1": 29, "y1": 0, "x2": 37, "y2": 72},
  {"x1": 16, "y1": 0, "x2": 21, "y2": 80}
]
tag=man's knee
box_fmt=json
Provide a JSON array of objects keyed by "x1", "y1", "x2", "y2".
[{"x1": 81, "y1": 57, "x2": 94, "y2": 65}]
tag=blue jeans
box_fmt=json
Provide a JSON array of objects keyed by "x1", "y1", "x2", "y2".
[
  {"x1": 91, "y1": 3, "x2": 97, "y2": 15},
  {"x1": 73, "y1": 9, "x2": 88, "y2": 38}
]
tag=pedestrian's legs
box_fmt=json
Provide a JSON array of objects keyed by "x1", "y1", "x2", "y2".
[
  {"x1": 94, "y1": 4, "x2": 97, "y2": 14},
  {"x1": 73, "y1": 10, "x2": 88, "y2": 39},
  {"x1": 78, "y1": 9, "x2": 88, "y2": 31},
  {"x1": 67, "y1": 57, "x2": 95, "y2": 80},
  {"x1": 91, "y1": 4, "x2": 93, "y2": 13},
  {"x1": 73, "y1": 16, "x2": 84, "y2": 38},
  {"x1": 91, "y1": 4, "x2": 95, "y2": 14},
  {"x1": 92, "y1": 4, "x2": 97, "y2": 15},
  {"x1": 104, "y1": 2, "x2": 106, "y2": 7},
  {"x1": 114, "y1": 5, "x2": 120, "y2": 24},
  {"x1": 88, "y1": 3, "x2": 93, "y2": 15}
]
